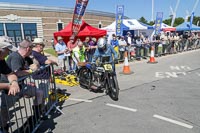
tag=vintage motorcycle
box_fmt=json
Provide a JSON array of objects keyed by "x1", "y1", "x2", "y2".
[{"x1": 77, "y1": 56, "x2": 119, "y2": 101}]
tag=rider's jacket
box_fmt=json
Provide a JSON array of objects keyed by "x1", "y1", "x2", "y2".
[{"x1": 91, "y1": 44, "x2": 118, "y2": 64}]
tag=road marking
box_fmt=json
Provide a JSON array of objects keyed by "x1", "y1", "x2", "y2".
[
  {"x1": 68, "y1": 98, "x2": 92, "y2": 103},
  {"x1": 153, "y1": 114, "x2": 193, "y2": 129},
  {"x1": 106, "y1": 103, "x2": 137, "y2": 112}
]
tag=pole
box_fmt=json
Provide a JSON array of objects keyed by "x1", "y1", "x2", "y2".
[{"x1": 151, "y1": 0, "x2": 154, "y2": 21}]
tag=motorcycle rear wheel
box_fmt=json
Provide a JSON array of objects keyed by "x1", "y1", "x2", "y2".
[{"x1": 78, "y1": 67, "x2": 92, "y2": 89}]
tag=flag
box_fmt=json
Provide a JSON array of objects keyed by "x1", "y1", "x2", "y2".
[
  {"x1": 190, "y1": 12, "x2": 194, "y2": 30},
  {"x1": 116, "y1": 5, "x2": 124, "y2": 36},
  {"x1": 154, "y1": 12, "x2": 163, "y2": 35},
  {"x1": 71, "y1": 0, "x2": 89, "y2": 39}
]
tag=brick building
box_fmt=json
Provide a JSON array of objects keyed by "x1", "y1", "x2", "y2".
[{"x1": 0, "y1": 2, "x2": 119, "y2": 47}]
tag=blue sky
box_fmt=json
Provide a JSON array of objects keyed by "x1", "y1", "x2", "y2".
[{"x1": 1, "y1": 0, "x2": 200, "y2": 21}]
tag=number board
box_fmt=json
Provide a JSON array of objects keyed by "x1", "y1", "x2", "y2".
[{"x1": 104, "y1": 64, "x2": 112, "y2": 71}]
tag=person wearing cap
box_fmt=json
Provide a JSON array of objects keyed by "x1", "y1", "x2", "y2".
[
  {"x1": 32, "y1": 38, "x2": 57, "y2": 66},
  {"x1": 31, "y1": 38, "x2": 58, "y2": 118},
  {"x1": 55, "y1": 36, "x2": 69, "y2": 71},
  {"x1": 0, "y1": 36, "x2": 20, "y2": 132},
  {"x1": 0, "y1": 39, "x2": 44, "y2": 131},
  {"x1": 0, "y1": 36, "x2": 20, "y2": 95}
]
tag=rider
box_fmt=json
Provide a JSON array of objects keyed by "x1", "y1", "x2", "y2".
[{"x1": 91, "y1": 37, "x2": 118, "y2": 72}]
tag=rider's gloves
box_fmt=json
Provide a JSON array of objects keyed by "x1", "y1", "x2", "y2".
[{"x1": 91, "y1": 63, "x2": 96, "y2": 70}]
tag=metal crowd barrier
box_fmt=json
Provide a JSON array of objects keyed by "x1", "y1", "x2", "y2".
[{"x1": 0, "y1": 65, "x2": 66, "y2": 133}]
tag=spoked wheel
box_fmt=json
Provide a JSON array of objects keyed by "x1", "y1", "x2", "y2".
[
  {"x1": 108, "y1": 75, "x2": 119, "y2": 101},
  {"x1": 78, "y1": 67, "x2": 92, "y2": 89}
]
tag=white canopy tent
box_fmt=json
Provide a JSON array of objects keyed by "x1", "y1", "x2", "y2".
[{"x1": 102, "y1": 19, "x2": 154, "y2": 43}]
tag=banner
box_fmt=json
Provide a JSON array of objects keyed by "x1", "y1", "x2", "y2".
[
  {"x1": 71, "y1": 0, "x2": 89, "y2": 39},
  {"x1": 116, "y1": 5, "x2": 124, "y2": 36},
  {"x1": 154, "y1": 12, "x2": 163, "y2": 35},
  {"x1": 190, "y1": 12, "x2": 194, "y2": 29}
]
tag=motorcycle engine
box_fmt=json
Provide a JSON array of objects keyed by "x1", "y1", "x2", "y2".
[{"x1": 93, "y1": 71, "x2": 103, "y2": 87}]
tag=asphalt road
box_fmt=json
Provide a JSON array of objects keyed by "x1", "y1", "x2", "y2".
[{"x1": 38, "y1": 49, "x2": 200, "y2": 133}]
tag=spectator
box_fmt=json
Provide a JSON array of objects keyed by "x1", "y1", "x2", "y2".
[
  {"x1": 32, "y1": 37, "x2": 58, "y2": 111},
  {"x1": 0, "y1": 36, "x2": 20, "y2": 96},
  {"x1": 55, "y1": 36, "x2": 68, "y2": 71},
  {"x1": 83, "y1": 36, "x2": 90, "y2": 61},
  {"x1": 125, "y1": 32, "x2": 133, "y2": 60},
  {"x1": 160, "y1": 32, "x2": 169, "y2": 55},
  {"x1": 67, "y1": 36, "x2": 77, "y2": 71},
  {"x1": 135, "y1": 36, "x2": 143, "y2": 60},
  {"x1": 87, "y1": 37, "x2": 97, "y2": 62},
  {"x1": 110, "y1": 36, "x2": 119, "y2": 58},
  {"x1": 0, "y1": 38, "x2": 21, "y2": 131},
  {"x1": 72, "y1": 41, "x2": 86, "y2": 69},
  {"x1": 118, "y1": 36, "x2": 127, "y2": 60},
  {"x1": 0, "y1": 39, "x2": 43, "y2": 132},
  {"x1": 51, "y1": 38, "x2": 55, "y2": 50},
  {"x1": 32, "y1": 38, "x2": 57, "y2": 66}
]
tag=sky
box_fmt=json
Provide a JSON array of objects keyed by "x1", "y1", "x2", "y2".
[{"x1": 1, "y1": 0, "x2": 200, "y2": 22}]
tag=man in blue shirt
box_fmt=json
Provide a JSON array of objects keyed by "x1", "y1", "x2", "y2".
[{"x1": 55, "y1": 36, "x2": 68, "y2": 71}]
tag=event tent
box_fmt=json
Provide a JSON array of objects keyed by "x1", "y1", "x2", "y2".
[
  {"x1": 176, "y1": 22, "x2": 200, "y2": 31},
  {"x1": 54, "y1": 20, "x2": 107, "y2": 43},
  {"x1": 158, "y1": 23, "x2": 176, "y2": 32},
  {"x1": 101, "y1": 19, "x2": 153, "y2": 42},
  {"x1": 102, "y1": 19, "x2": 153, "y2": 32}
]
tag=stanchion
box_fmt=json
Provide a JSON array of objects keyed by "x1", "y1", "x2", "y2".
[
  {"x1": 147, "y1": 46, "x2": 158, "y2": 64},
  {"x1": 120, "y1": 51, "x2": 134, "y2": 75}
]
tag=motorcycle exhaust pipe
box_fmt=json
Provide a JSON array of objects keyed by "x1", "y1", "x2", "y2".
[{"x1": 90, "y1": 85, "x2": 98, "y2": 90}]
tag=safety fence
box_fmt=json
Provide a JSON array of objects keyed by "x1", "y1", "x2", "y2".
[
  {"x1": 0, "y1": 65, "x2": 69, "y2": 133},
  {"x1": 118, "y1": 38, "x2": 200, "y2": 61}
]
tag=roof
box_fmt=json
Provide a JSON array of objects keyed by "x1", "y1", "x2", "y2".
[
  {"x1": 0, "y1": 2, "x2": 128, "y2": 18},
  {"x1": 102, "y1": 19, "x2": 153, "y2": 32},
  {"x1": 176, "y1": 22, "x2": 200, "y2": 31}
]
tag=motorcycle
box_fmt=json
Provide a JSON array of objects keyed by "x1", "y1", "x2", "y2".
[{"x1": 77, "y1": 56, "x2": 119, "y2": 101}]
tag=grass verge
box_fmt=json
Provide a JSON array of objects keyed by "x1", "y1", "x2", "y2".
[{"x1": 44, "y1": 48, "x2": 57, "y2": 57}]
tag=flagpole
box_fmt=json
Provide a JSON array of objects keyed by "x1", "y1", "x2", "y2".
[{"x1": 151, "y1": 0, "x2": 154, "y2": 21}]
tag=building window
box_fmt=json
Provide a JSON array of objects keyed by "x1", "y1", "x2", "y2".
[
  {"x1": 57, "y1": 23, "x2": 63, "y2": 31},
  {"x1": 6, "y1": 23, "x2": 22, "y2": 47},
  {"x1": 98, "y1": 23, "x2": 102, "y2": 28},
  {"x1": 23, "y1": 23, "x2": 37, "y2": 41},
  {"x1": 98, "y1": 21, "x2": 102, "y2": 28},
  {"x1": 0, "y1": 23, "x2": 4, "y2": 36}
]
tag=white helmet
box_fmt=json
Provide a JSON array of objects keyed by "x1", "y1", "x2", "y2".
[{"x1": 97, "y1": 37, "x2": 106, "y2": 49}]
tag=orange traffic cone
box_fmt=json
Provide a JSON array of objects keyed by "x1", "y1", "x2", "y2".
[
  {"x1": 147, "y1": 46, "x2": 158, "y2": 64},
  {"x1": 120, "y1": 51, "x2": 133, "y2": 75}
]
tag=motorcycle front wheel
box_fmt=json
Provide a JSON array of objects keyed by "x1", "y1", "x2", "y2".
[{"x1": 107, "y1": 75, "x2": 119, "y2": 101}]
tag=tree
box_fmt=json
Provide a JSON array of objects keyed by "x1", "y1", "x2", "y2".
[
  {"x1": 163, "y1": 18, "x2": 172, "y2": 26},
  {"x1": 138, "y1": 17, "x2": 148, "y2": 24},
  {"x1": 188, "y1": 16, "x2": 200, "y2": 26},
  {"x1": 173, "y1": 17, "x2": 184, "y2": 27},
  {"x1": 149, "y1": 21, "x2": 155, "y2": 25}
]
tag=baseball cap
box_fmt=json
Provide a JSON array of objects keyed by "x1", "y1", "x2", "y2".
[{"x1": 0, "y1": 36, "x2": 17, "y2": 51}]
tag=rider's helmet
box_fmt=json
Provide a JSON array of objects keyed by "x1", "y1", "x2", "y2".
[{"x1": 97, "y1": 37, "x2": 107, "y2": 50}]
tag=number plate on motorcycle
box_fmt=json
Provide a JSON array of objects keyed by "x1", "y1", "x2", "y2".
[{"x1": 104, "y1": 64, "x2": 112, "y2": 71}]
